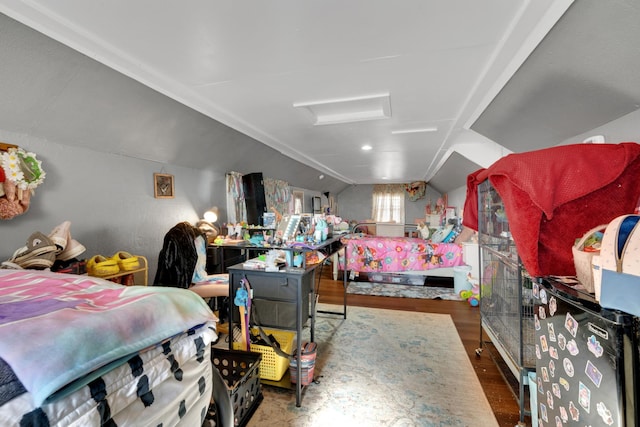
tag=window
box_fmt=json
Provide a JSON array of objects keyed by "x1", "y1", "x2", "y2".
[
  {"x1": 372, "y1": 184, "x2": 405, "y2": 223},
  {"x1": 292, "y1": 191, "x2": 304, "y2": 214}
]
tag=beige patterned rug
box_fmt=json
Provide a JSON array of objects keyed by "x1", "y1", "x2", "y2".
[{"x1": 245, "y1": 304, "x2": 498, "y2": 427}]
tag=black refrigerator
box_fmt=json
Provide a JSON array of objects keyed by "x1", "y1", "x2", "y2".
[{"x1": 534, "y1": 277, "x2": 638, "y2": 426}]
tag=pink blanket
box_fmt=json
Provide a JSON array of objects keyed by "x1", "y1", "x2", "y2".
[
  {"x1": 463, "y1": 142, "x2": 640, "y2": 277},
  {"x1": 339, "y1": 235, "x2": 464, "y2": 272}
]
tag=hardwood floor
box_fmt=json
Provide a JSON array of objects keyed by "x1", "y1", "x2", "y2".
[{"x1": 316, "y1": 268, "x2": 529, "y2": 427}]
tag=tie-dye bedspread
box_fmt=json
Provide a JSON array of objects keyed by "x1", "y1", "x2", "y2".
[
  {"x1": 0, "y1": 269, "x2": 216, "y2": 406},
  {"x1": 339, "y1": 235, "x2": 464, "y2": 272}
]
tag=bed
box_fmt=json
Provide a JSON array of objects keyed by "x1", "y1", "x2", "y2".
[
  {"x1": 0, "y1": 269, "x2": 218, "y2": 426},
  {"x1": 336, "y1": 230, "x2": 465, "y2": 282}
]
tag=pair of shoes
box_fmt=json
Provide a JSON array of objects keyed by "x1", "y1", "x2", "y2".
[
  {"x1": 48, "y1": 221, "x2": 86, "y2": 261},
  {"x1": 2, "y1": 232, "x2": 57, "y2": 269},
  {"x1": 111, "y1": 251, "x2": 140, "y2": 271},
  {"x1": 86, "y1": 255, "x2": 119, "y2": 277},
  {"x1": 87, "y1": 252, "x2": 140, "y2": 277}
]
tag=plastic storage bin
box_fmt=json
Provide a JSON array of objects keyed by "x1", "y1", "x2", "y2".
[
  {"x1": 233, "y1": 328, "x2": 295, "y2": 381},
  {"x1": 211, "y1": 348, "x2": 262, "y2": 427},
  {"x1": 453, "y1": 265, "x2": 472, "y2": 294}
]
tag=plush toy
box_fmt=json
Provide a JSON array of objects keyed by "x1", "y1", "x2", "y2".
[
  {"x1": 459, "y1": 273, "x2": 480, "y2": 307},
  {"x1": 416, "y1": 221, "x2": 430, "y2": 240}
]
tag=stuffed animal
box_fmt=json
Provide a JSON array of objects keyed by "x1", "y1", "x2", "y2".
[{"x1": 416, "y1": 221, "x2": 430, "y2": 240}]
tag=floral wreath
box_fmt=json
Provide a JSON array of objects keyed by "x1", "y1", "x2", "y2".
[{"x1": 1, "y1": 147, "x2": 46, "y2": 191}]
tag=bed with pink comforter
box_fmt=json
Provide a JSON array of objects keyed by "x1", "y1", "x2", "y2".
[{"x1": 338, "y1": 235, "x2": 464, "y2": 274}]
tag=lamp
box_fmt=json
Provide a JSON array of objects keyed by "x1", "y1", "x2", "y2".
[
  {"x1": 198, "y1": 207, "x2": 220, "y2": 243},
  {"x1": 204, "y1": 206, "x2": 219, "y2": 223}
]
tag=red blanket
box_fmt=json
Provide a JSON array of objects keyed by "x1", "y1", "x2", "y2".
[{"x1": 463, "y1": 142, "x2": 640, "y2": 277}]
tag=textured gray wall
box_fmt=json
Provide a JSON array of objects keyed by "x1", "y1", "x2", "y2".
[
  {"x1": 336, "y1": 184, "x2": 444, "y2": 224},
  {"x1": 0, "y1": 12, "x2": 349, "y2": 279},
  {"x1": 0, "y1": 129, "x2": 218, "y2": 278}
]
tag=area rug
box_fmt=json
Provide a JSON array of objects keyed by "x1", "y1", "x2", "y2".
[
  {"x1": 245, "y1": 304, "x2": 498, "y2": 427},
  {"x1": 347, "y1": 281, "x2": 462, "y2": 300}
]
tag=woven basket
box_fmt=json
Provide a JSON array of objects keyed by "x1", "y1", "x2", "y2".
[{"x1": 572, "y1": 224, "x2": 607, "y2": 293}]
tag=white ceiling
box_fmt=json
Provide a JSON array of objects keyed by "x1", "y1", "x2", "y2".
[{"x1": 0, "y1": 0, "x2": 574, "y2": 186}]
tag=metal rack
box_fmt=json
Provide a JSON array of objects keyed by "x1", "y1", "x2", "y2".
[{"x1": 475, "y1": 180, "x2": 536, "y2": 426}]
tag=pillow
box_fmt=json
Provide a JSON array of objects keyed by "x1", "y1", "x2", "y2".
[{"x1": 430, "y1": 225, "x2": 454, "y2": 243}]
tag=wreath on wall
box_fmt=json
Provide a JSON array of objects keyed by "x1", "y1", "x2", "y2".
[{"x1": 0, "y1": 145, "x2": 46, "y2": 220}]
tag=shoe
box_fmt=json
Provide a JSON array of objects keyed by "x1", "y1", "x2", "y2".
[
  {"x1": 111, "y1": 251, "x2": 140, "y2": 271},
  {"x1": 57, "y1": 239, "x2": 86, "y2": 262},
  {"x1": 0, "y1": 261, "x2": 23, "y2": 269},
  {"x1": 49, "y1": 221, "x2": 86, "y2": 260},
  {"x1": 52, "y1": 259, "x2": 87, "y2": 275},
  {"x1": 87, "y1": 255, "x2": 119, "y2": 277},
  {"x1": 6, "y1": 232, "x2": 57, "y2": 269},
  {"x1": 49, "y1": 221, "x2": 71, "y2": 252}
]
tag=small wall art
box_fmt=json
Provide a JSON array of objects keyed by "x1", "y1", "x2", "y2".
[{"x1": 154, "y1": 173, "x2": 174, "y2": 199}]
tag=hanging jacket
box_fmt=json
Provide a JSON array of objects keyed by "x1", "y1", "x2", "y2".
[{"x1": 153, "y1": 222, "x2": 203, "y2": 289}]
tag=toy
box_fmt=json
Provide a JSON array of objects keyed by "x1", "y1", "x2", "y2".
[
  {"x1": 459, "y1": 273, "x2": 480, "y2": 306},
  {"x1": 416, "y1": 221, "x2": 430, "y2": 240}
]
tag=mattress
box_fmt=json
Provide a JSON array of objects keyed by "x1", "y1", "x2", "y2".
[
  {"x1": 0, "y1": 325, "x2": 216, "y2": 426},
  {"x1": 0, "y1": 269, "x2": 218, "y2": 426}
]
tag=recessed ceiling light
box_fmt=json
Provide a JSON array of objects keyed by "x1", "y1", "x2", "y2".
[
  {"x1": 361, "y1": 145, "x2": 372, "y2": 151},
  {"x1": 391, "y1": 126, "x2": 438, "y2": 135},
  {"x1": 293, "y1": 93, "x2": 391, "y2": 125}
]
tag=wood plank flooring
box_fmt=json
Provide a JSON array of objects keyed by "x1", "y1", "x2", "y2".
[{"x1": 316, "y1": 268, "x2": 529, "y2": 427}]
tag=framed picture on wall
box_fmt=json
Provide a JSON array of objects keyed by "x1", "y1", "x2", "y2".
[{"x1": 154, "y1": 173, "x2": 174, "y2": 199}]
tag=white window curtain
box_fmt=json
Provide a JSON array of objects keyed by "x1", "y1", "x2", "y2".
[
  {"x1": 226, "y1": 172, "x2": 246, "y2": 225},
  {"x1": 371, "y1": 184, "x2": 405, "y2": 223}
]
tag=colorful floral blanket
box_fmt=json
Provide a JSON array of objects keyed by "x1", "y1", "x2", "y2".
[
  {"x1": 0, "y1": 270, "x2": 216, "y2": 406},
  {"x1": 339, "y1": 235, "x2": 464, "y2": 272}
]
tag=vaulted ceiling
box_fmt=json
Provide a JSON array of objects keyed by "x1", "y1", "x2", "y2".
[{"x1": 1, "y1": 0, "x2": 638, "y2": 194}]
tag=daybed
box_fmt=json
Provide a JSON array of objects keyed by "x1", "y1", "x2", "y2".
[
  {"x1": 336, "y1": 222, "x2": 466, "y2": 282},
  {"x1": 0, "y1": 269, "x2": 218, "y2": 426}
]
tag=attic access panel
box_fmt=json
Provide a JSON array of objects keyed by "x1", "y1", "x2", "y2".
[{"x1": 471, "y1": 0, "x2": 640, "y2": 152}]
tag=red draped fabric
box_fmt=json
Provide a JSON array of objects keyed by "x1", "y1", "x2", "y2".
[{"x1": 463, "y1": 142, "x2": 640, "y2": 277}]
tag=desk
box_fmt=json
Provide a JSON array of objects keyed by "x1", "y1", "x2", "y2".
[
  {"x1": 226, "y1": 236, "x2": 345, "y2": 407},
  {"x1": 214, "y1": 235, "x2": 347, "y2": 316}
]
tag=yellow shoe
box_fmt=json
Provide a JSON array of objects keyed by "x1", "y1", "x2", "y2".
[
  {"x1": 111, "y1": 251, "x2": 140, "y2": 271},
  {"x1": 87, "y1": 255, "x2": 119, "y2": 276}
]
